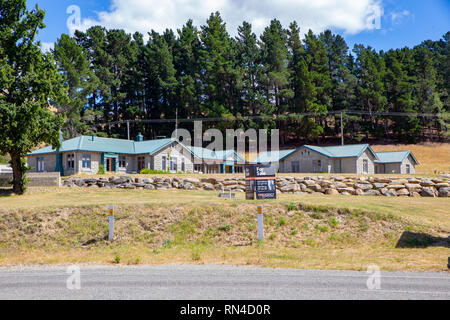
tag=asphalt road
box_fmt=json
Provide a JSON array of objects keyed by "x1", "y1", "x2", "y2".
[{"x1": 0, "y1": 265, "x2": 448, "y2": 300}]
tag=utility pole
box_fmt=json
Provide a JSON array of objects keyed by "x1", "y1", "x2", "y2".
[
  {"x1": 127, "y1": 120, "x2": 130, "y2": 140},
  {"x1": 175, "y1": 108, "x2": 178, "y2": 138},
  {"x1": 340, "y1": 111, "x2": 344, "y2": 146}
]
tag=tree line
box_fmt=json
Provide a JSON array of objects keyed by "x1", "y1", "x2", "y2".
[{"x1": 54, "y1": 12, "x2": 449, "y2": 144}]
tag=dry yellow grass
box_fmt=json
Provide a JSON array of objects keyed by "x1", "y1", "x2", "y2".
[
  {"x1": 0, "y1": 188, "x2": 449, "y2": 271},
  {"x1": 371, "y1": 143, "x2": 450, "y2": 175},
  {"x1": 1, "y1": 246, "x2": 448, "y2": 272},
  {"x1": 1, "y1": 188, "x2": 449, "y2": 229}
]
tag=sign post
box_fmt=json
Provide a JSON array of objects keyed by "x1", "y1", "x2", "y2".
[
  {"x1": 108, "y1": 205, "x2": 114, "y2": 241},
  {"x1": 245, "y1": 164, "x2": 277, "y2": 200},
  {"x1": 245, "y1": 164, "x2": 276, "y2": 242},
  {"x1": 257, "y1": 205, "x2": 264, "y2": 241}
]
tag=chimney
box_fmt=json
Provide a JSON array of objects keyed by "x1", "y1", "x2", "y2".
[
  {"x1": 91, "y1": 134, "x2": 95, "y2": 141},
  {"x1": 136, "y1": 132, "x2": 143, "y2": 142}
]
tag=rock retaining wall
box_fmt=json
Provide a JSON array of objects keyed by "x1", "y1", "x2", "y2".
[{"x1": 63, "y1": 175, "x2": 450, "y2": 197}]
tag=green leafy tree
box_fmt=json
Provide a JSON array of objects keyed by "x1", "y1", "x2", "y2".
[{"x1": 0, "y1": 0, "x2": 66, "y2": 194}]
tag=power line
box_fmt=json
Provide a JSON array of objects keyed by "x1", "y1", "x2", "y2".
[{"x1": 90, "y1": 110, "x2": 449, "y2": 128}]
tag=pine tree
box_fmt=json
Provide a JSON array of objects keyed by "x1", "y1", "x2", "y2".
[
  {"x1": 260, "y1": 19, "x2": 293, "y2": 115},
  {"x1": 173, "y1": 20, "x2": 202, "y2": 118},
  {"x1": 54, "y1": 34, "x2": 98, "y2": 138},
  {"x1": 200, "y1": 12, "x2": 241, "y2": 117},
  {"x1": 353, "y1": 44, "x2": 387, "y2": 139}
]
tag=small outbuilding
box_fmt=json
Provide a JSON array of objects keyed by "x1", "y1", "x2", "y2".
[{"x1": 374, "y1": 151, "x2": 419, "y2": 174}]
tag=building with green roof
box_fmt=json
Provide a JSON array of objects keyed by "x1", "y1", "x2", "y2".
[
  {"x1": 374, "y1": 151, "x2": 419, "y2": 174},
  {"x1": 27, "y1": 132, "x2": 418, "y2": 175},
  {"x1": 255, "y1": 144, "x2": 408, "y2": 174},
  {"x1": 27, "y1": 134, "x2": 197, "y2": 175},
  {"x1": 27, "y1": 134, "x2": 248, "y2": 175}
]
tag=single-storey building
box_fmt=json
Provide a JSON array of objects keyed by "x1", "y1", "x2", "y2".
[
  {"x1": 255, "y1": 144, "x2": 378, "y2": 174},
  {"x1": 374, "y1": 151, "x2": 419, "y2": 174},
  {"x1": 27, "y1": 134, "x2": 196, "y2": 175},
  {"x1": 187, "y1": 146, "x2": 246, "y2": 174},
  {"x1": 27, "y1": 134, "x2": 247, "y2": 175},
  {"x1": 254, "y1": 144, "x2": 418, "y2": 174}
]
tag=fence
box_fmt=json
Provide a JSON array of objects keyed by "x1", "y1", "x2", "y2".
[{"x1": 0, "y1": 172, "x2": 61, "y2": 187}]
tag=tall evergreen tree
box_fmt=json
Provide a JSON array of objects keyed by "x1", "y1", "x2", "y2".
[
  {"x1": 54, "y1": 34, "x2": 98, "y2": 138},
  {"x1": 260, "y1": 19, "x2": 293, "y2": 115},
  {"x1": 200, "y1": 12, "x2": 241, "y2": 117},
  {"x1": 353, "y1": 44, "x2": 387, "y2": 138}
]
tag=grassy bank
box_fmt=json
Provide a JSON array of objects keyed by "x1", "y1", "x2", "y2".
[{"x1": 0, "y1": 188, "x2": 448, "y2": 271}]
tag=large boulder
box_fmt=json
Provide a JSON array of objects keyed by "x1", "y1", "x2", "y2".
[
  {"x1": 200, "y1": 178, "x2": 216, "y2": 185},
  {"x1": 325, "y1": 188, "x2": 339, "y2": 195},
  {"x1": 382, "y1": 189, "x2": 397, "y2": 197},
  {"x1": 334, "y1": 181, "x2": 347, "y2": 188},
  {"x1": 363, "y1": 189, "x2": 381, "y2": 196},
  {"x1": 391, "y1": 179, "x2": 408, "y2": 185},
  {"x1": 438, "y1": 187, "x2": 450, "y2": 197},
  {"x1": 420, "y1": 179, "x2": 435, "y2": 187},
  {"x1": 396, "y1": 188, "x2": 410, "y2": 196},
  {"x1": 386, "y1": 184, "x2": 405, "y2": 190},
  {"x1": 280, "y1": 184, "x2": 299, "y2": 193},
  {"x1": 421, "y1": 187, "x2": 436, "y2": 197},
  {"x1": 405, "y1": 183, "x2": 422, "y2": 192},
  {"x1": 354, "y1": 183, "x2": 372, "y2": 191},
  {"x1": 373, "y1": 183, "x2": 387, "y2": 189}
]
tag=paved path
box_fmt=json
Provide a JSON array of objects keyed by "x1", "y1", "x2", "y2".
[{"x1": 0, "y1": 265, "x2": 448, "y2": 299}]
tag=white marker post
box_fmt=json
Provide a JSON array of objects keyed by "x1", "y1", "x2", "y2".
[
  {"x1": 257, "y1": 205, "x2": 264, "y2": 241},
  {"x1": 108, "y1": 205, "x2": 114, "y2": 241}
]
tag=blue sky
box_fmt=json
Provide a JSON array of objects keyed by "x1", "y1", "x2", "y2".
[{"x1": 30, "y1": 0, "x2": 449, "y2": 53}]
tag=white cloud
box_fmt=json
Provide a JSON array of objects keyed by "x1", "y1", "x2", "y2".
[
  {"x1": 69, "y1": 0, "x2": 384, "y2": 37},
  {"x1": 40, "y1": 42, "x2": 54, "y2": 53},
  {"x1": 390, "y1": 10, "x2": 410, "y2": 24}
]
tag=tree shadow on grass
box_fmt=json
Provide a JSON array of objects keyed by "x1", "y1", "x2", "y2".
[
  {"x1": 0, "y1": 188, "x2": 15, "y2": 197},
  {"x1": 396, "y1": 231, "x2": 449, "y2": 248}
]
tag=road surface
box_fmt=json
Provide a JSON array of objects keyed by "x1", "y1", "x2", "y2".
[{"x1": 0, "y1": 265, "x2": 448, "y2": 299}]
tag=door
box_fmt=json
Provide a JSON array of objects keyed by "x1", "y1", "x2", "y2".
[
  {"x1": 106, "y1": 158, "x2": 113, "y2": 172},
  {"x1": 137, "y1": 157, "x2": 145, "y2": 171}
]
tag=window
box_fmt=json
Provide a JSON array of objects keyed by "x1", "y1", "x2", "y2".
[
  {"x1": 181, "y1": 159, "x2": 185, "y2": 172},
  {"x1": 118, "y1": 156, "x2": 126, "y2": 168},
  {"x1": 291, "y1": 161, "x2": 300, "y2": 173},
  {"x1": 363, "y1": 159, "x2": 369, "y2": 174},
  {"x1": 406, "y1": 164, "x2": 410, "y2": 174},
  {"x1": 82, "y1": 154, "x2": 91, "y2": 169},
  {"x1": 67, "y1": 154, "x2": 74, "y2": 169},
  {"x1": 194, "y1": 164, "x2": 202, "y2": 172},
  {"x1": 137, "y1": 156, "x2": 145, "y2": 171},
  {"x1": 170, "y1": 157, "x2": 177, "y2": 171},
  {"x1": 162, "y1": 156, "x2": 167, "y2": 171},
  {"x1": 37, "y1": 157, "x2": 45, "y2": 172},
  {"x1": 313, "y1": 160, "x2": 321, "y2": 173}
]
